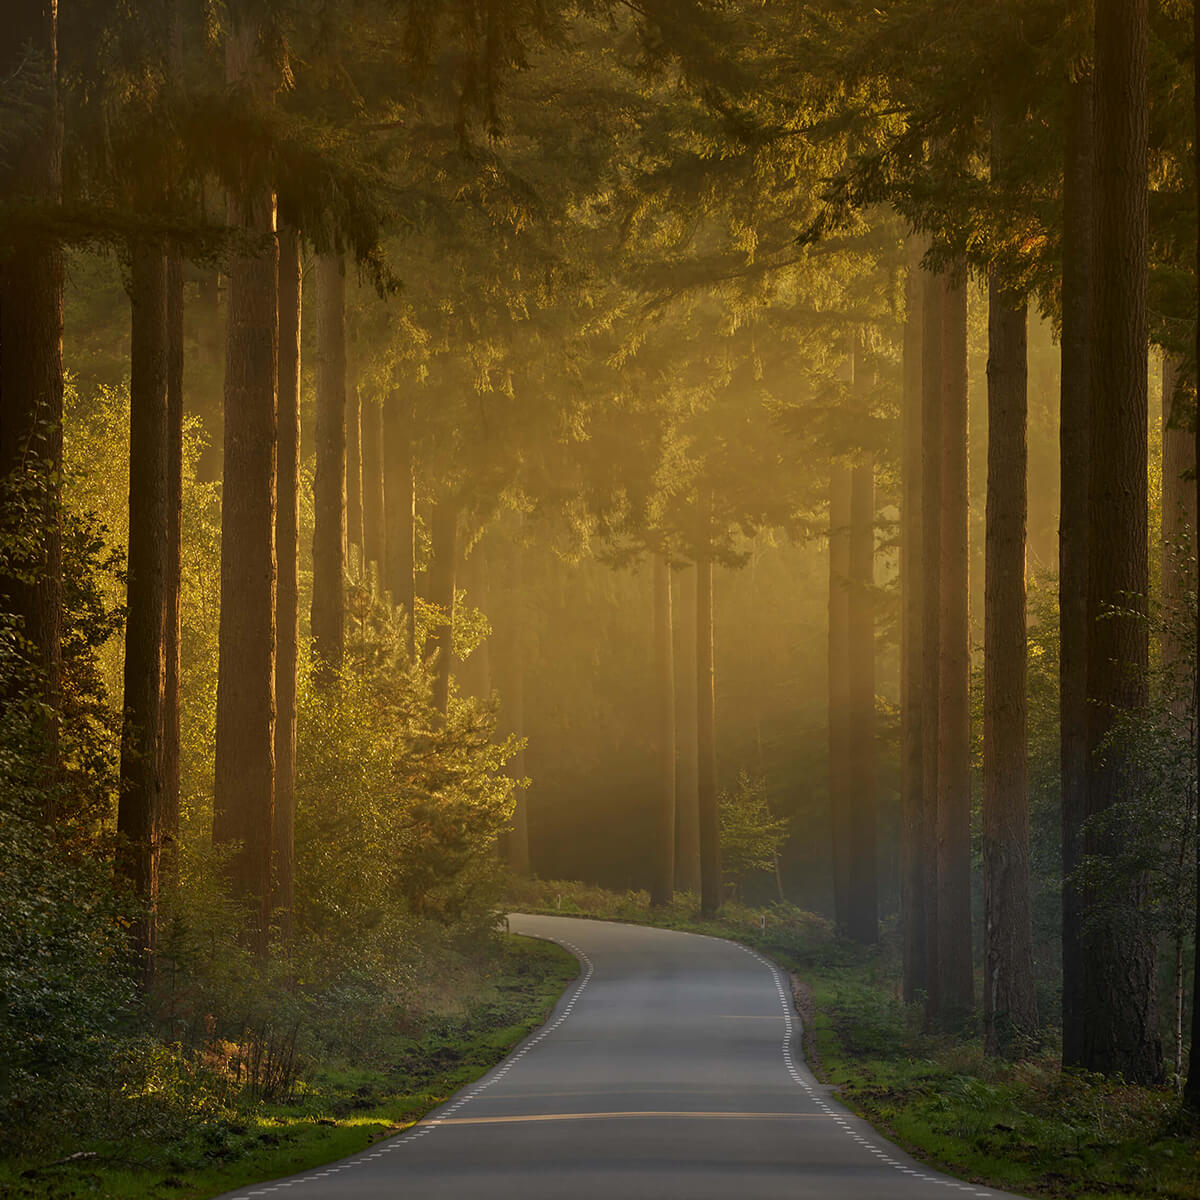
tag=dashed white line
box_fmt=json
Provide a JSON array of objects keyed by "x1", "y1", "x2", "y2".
[{"x1": 729, "y1": 939, "x2": 994, "y2": 1199}]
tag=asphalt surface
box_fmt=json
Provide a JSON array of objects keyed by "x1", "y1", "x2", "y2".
[{"x1": 217, "y1": 914, "x2": 1024, "y2": 1199}]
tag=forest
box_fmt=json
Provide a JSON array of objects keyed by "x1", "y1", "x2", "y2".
[{"x1": 2, "y1": 0, "x2": 1200, "y2": 1195}]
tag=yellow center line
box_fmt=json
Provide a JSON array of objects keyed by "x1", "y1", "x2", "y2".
[{"x1": 427, "y1": 1111, "x2": 824, "y2": 1126}]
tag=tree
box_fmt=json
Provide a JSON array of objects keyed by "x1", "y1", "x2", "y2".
[
  {"x1": 1187, "y1": 0, "x2": 1200, "y2": 1112},
  {"x1": 212, "y1": 5, "x2": 280, "y2": 953},
  {"x1": 650, "y1": 551, "x2": 676, "y2": 906},
  {"x1": 117, "y1": 241, "x2": 170, "y2": 981},
  {"x1": 827, "y1": 465, "x2": 853, "y2": 931},
  {"x1": 935, "y1": 267, "x2": 973, "y2": 1029},
  {"x1": 846, "y1": 454, "x2": 877, "y2": 944},
  {"x1": 162, "y1": 245, "x2": 183, "y2": 877},
  {"x1": 426, "y1": 497, "x2": 458, "y2": 717},
  {"x1": 347, "y1": 384, "x2": 364, "y2": 572},
  {"x1": 697, "y1": 532, "x2": 720, "y2": 916},
  {"x1": 1059, "y1": 23, "x2": 1094, "y2": 1072},
  {"x1": 312, "y1": 252, "x2": 347, "y2": 685},
  {"x1": 383, "y1": 392, "x2": 417, "y2": 659},
  {"x1": 1081, "y1": 0, "x2": 1161, "y2": 1083},
  {"x1": 0, "y1": 0, "x2": 65, "y2": 801},
  {"x1": 900, "y1": 246, "x2": 926, "y2": 1001},
  {"x1": 920, "y1": 265, "x2": 944, "y2": 1022},
  {"x1": 674, "y1": 564, "x2": 701, "y2": 893},
  {"x1": 983, "y1": 277, "x2": 1038, "y2": 1056},
  {"x1": 273, "y1": 224, "x2": 302, "y2": 936},
  {"x1": 362, "y1": 393, "x2": 385, "y2": 588}
]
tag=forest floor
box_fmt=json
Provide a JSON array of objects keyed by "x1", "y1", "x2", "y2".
[
  {"x1": 0, "y1": 934, "x2": 577, "y2": 1200},
  {"x1": 506, "y1": 879, "x2": 1200, "y2": 1200}
]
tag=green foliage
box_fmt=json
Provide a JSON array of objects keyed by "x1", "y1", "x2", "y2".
[
  {"x1": 0, "y1": 800, "x2": 135, "y2": 1154},
  {"x1": 718, "y1": 769, "x2": 789, "y2": 896},
  {"x1": 810, "y1": 964, "x2": 1200, "y2": 1200}
]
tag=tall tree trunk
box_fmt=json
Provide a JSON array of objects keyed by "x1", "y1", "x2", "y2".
[
  {"x1": 1161, "y1": 355, "x2": 1196, "y2": 684},
  {"x1": 361, "y1": 394, "x2": 385, "y2": 589},
  {"x1": 921, "y1": 268, "x2": 944, "y2": 1024},
  {"x1": 901, "y1": 246, "x2": 927, "y2": 1000},
  {"x1": 346, "y1": 385, "x2": 364, "y2": 574},
  {"x1": 1082, "y1": 0, "x2": 1160, "y2": 1084},
  {"x1": 674, "y1": 564, "x2": 701, "y2": 894},
  {"x1": 212, "y1": 16, "x2": 278, "y2": 954},
  {"x1": 495, "y1": 538, "x2": 530, "y2": 875},
  {"x1": 118, "y1": 242, "x2": 169, "y2": 982},
  {"x1": 697, "y1": 542, "x2": 720, "y2": 916},
  {"x1": 651, "y1": 552, "x2": 677, "y2": 907},
  {"x1": 935, "y1": 267, "x2": 974, "y2": 1029},
  {"x1": 311, "y1": 252, "x2": 346, "y2": 686},
  {"x1": 984, "y1": 285, "x2": 1038, "y2": 1057},
  {"x1": 162, "y1": 246, "x2": 183, "y2": 879},
  {"x1": 847, "y1": 457, "x2": 878, "y2": 944},
  {"x1": 273, "y1": 226, "x2": 301, "y2": 938},
  {"x1": 1186, "y1": 0, "x2": 1200, "y2": 1112},
  {"x1": 0, "y1": 0, "x2": 63, "y2": 805},
  {"x1": 383, "y1": 393, "x2": 417, "y2": 659},
  {"x1": 828, "y1": 467, "x2": 853, "y2": 932},
  {"x1": 427, "y1": 497, "x2": 458, "y2": 716},
  {"x1": 161, "y1": 1, "x2": 184, "y2": 880},
  {"x1": 1060, "y1": 51, "x2": 1095, "y2": 1071}
]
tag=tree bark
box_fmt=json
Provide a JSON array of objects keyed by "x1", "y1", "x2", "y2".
[
  {"x1": 0, "y1": 0, "x2": 64, "y2": 805},
  {"x1": 383, "y1": 393, "x2": 417, "y2": 659},
  {"x1": 495, "y1": 539, "x2": 530, "y2": 875},
  {"x1": 828, "y1": 467, "x2": 853, "y2": 932},
  {"x1": 983, "y1": 285, "x2": 1038, "y2": 1057},
  {"x1": 162, "y1": 245, "x2": 183, "y2": 879},
  {"x1": 1186, "y1": 0, "x2": 1200, "y2": 1113},
  {"x1": 697, "y1": 545, "x2": 721, "y2": 916},
  {"x1": 427, "y1": 497, "x2": 458, "y2": 716},
  {"x1": 847, "y1": 457, "x2": 878, "y2": 944},
  {"x1": 273, "y1": 226, "x2": 301, "y2": 938},
  {"x1": 1060, "y1": 55, "x2": 1095, "y2": 1071},
  {"x1": 361, "y1": 394, "x2": 385, "y2": 589},
  {"x1": 920, "y1": 268, "x2": 944, "y2": 1022},
  {"x1": 1081, "y1": 0, "x2": 1160, "y2": 1084},
  {"x1": 901, "y1": 246, "x2": 927, "y2": 1000},
  {"x1": 311, "y1": 252, "x2": 346, "y2": 686},
  {"x1": 651, "y1": 552, "x2": 677, "y2": 906},
  {"x1": 674, "y1": 564, "x2": 701, "y2": 894},
  {"x1": 212, "y1": 16, "x2": 278, "y2": 953},
  {"x1": 118, "y1": 242, "x2": 169, "y2": 982},
  {"x1": 347, "y1": 385, "x2": 364, "y2": 574},
  {"x1": 935, "y1": 267, "x2": 974, "y2": 1030},
  {"x1": 1161, "y1": 355, "x2": 1196, "y2": 684}
]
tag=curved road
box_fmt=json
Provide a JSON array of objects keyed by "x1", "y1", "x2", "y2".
[{"x1": 219, "y1": 915, "x2": 1022, "y2": 1199}]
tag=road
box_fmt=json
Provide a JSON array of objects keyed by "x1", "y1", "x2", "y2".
[{"x1": 218, "y1": 914, "x2": 1023, "y2": 1199}]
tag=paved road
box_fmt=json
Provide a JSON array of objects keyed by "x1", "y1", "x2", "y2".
[{"x1": 219, "y1": 915, "x2": 1024, "y2": 1200}]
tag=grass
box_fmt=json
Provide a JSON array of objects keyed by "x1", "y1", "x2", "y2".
[
  {"x1": 508, "y1": 877, "x2": 1200, "y2": 1200},
  {"x1": 0, "y1": 933, "x2": 577, "y2": 1200}
]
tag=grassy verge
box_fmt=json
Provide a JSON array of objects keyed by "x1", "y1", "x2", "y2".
[
  {"x1": 509, "y1": 878, "x2": 1200, "y2": 1200},
  {"x1": 0, "y1": 933, "x2": 577, "y2": 1200}
]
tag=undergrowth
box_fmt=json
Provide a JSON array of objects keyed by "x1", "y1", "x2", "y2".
[{"x1": 0, "y1": 934, "x2": 576, "y2": 1200}]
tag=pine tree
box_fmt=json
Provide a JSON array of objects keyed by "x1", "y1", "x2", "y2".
[
  {"x1": 983, "y1": 279, "x2": 1037, "y2": 1056},
  {"x1": 1081, "y1": 0, "x2": 1161, "y2": 1083},
  {"x1": 312, "y1": 252, "x2": 347, "y2": 686},
  {"x1": 212, "y1": 5, "x2": 280, "y2": 953},
  {"x1": 0, "y1": 0, "x2": 64, "y2": 802},
  {"x1": 651, "y1": 551, "x2": 677, "y2": 906}
]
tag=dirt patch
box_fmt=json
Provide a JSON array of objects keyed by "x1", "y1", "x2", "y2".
[{"x1": 789, "y1": 973, "x2": 827, "y2": 1082}]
